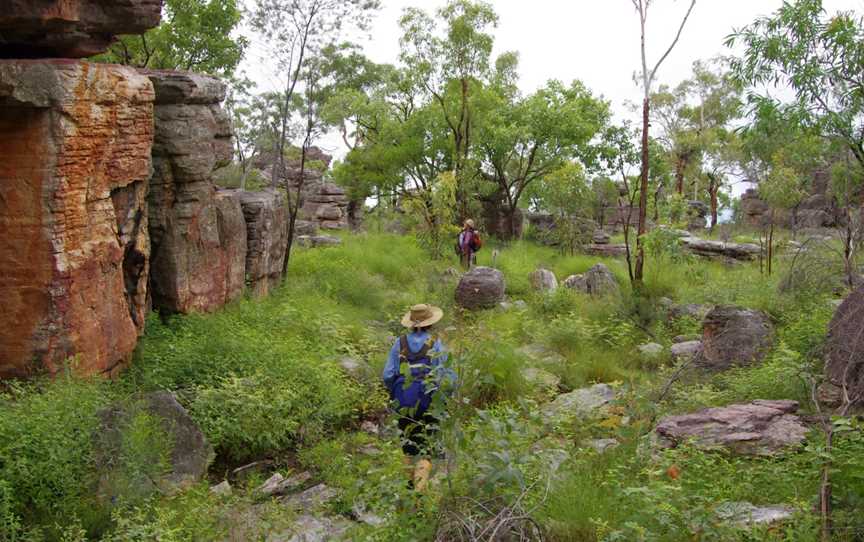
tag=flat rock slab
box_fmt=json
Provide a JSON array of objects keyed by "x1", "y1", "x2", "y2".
[
  {"x1": 296, "y1": 235, "x2": 342, "y2": 248},
  {"x1": 268, "y1": 515, "x2": 352, "y2": 542},
  {"x1": 257, "y1": 471, "x2": 313, "y2": 498},
  {"x1": 716, "y1": 502, "x2": 794, "y2": 527},
  {"x1": 654, "y1": 400, "x2": 808, "y2": 456},
  {"x1": 681, "y1": 237, "x2": 761, "y2": 261},
  {"x1": 542, "y1": 383, "x2": 617, "y2": 423},
  {"x1": 281, "y1": 483, "x2": 339, "y2": 511}
]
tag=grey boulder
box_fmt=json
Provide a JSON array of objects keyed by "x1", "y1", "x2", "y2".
[{"x1": 455, "y1": 267, "x2": 506, "y2": 310}]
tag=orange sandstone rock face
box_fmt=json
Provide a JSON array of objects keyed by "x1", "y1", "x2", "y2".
[{"x1": 0, "y1": 60, "x2": 154, "y2": 378}]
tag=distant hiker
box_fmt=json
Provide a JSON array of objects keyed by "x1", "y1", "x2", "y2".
[
  {"x1": 456, "y1": 219, "x2": 482, "y2": 269},
  {"x1": 382, "y1": 304, "x2": 455, "y2": 491}
]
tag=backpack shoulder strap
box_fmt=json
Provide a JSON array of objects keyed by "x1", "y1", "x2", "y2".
[
  {"x1": 398, "y1": 335, "x2": 410, "y2": 361},
  {"x1": 415, "y1": 336, "x2": 436, "y2": 358}
]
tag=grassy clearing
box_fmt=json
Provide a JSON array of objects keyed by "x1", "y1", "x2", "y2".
[{"x1": 1, "y1": 231, "x2": 862, "y2": 541}]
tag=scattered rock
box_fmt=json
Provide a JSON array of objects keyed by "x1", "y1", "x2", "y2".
[
  {"x1": 352, "y1": 504, "x2": 386, "y2": 526},
  {"x1": 542, "y1": 384, "x2": 617, "y2": 423},
  {"x1": 338, "y1": 357, "x2": 372, "y2": 381},
  {"x1": 654, "y1": 400, "x2": 808, "y2": 456},
  {"x1": 514, "y1": 300, "x2": 528, "y2": 310},
  {"x1": 282, "y1": 483, "x2": 339, "y2": 511},
  {"x1": 257, "y1": 472, "x2": 313, "y2": 498},
  {"x1": 586, "y1": 438, "x2": 620, "y2": 454},
  {"x1": 585, "y1": 264, "x2": 620, "y2": 297},
  {"x1": 360, "y1": 421, "x2": 380, "y2": 435},
  {"x1": 824, "y1": 285, "x2": 864, "y2": 405},
  {"x1": 638, "y1": 343, "x2": 664, "y2": 358},
  {"x1": 210, "y1": 480, "x2": 232, "y2": 496},
  {"x1": 667, "y1": 303, "x2": 712, "y2": 322},
  {"x1": 530, "y1": 268, "x2": 558, "y2": 292},
  {"x1": 231, "y1": 460, "x2": 274, "y2": 482},
  {"x1": 294, "y1": 220, "x2": 319, "y2": 237},
  {"x1": 699, "y1": 306, "x2": 774, "y2": 371},
  {"x1": 296, "y1": 235, "x2": 342, "y2": 248},
  {"x1": 268, "y1": 514, "x2": 352, "y2": 542},
  {"x1": 521, "y1": 367, "x2": 561, "y2": 392},
  {"x1": 585, "y1": 243, "x2": 628, "y2": 257},
  {"x1": 672, "y1": 334, "x2": 701, "y2": 344},
  {"x1": 563, "y1": 274, "x2": 589, "y2": 293},
  {"x1": 716, "y1": 502, "x2": 794, "y2": 527},
  {"x1": 517, "y1": 344, "x2": 566, "y2": 365},
  {"x1": 593, "y1": 230, "x2": 612, "y2": 245},
  {"x1": 455, "y1": 267, "x2": 505, "y2": 310},
  {"x1": 670, "y1": 341, "x2": 703, "y2": 362},
  {"x1": 564, "y1": 264, "x2": 619, "y2": 297}
]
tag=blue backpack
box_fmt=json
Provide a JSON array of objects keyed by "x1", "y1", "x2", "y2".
[{"x1": 389, "y1": 335, "x2": 436, "y2": 413}]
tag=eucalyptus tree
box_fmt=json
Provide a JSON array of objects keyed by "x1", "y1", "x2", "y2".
[
  {"x1": 629, "y1": 0, "x2": 697, "y2": 286},
  {"x1": 730, "y1": 0, "x2": 864, "y2": 293},
  {"x1": 97, "y1": 0, "x2": 247, "y2": 76},
  {"x1": 474, "y1": 79, "x2": 610, "y2": 239},
  {"x1": 250, "y1": 0, "x2": 380, "y2": 188},
  {"x1": 399, "y1": 0, "x2": 500, "y2": 216}
]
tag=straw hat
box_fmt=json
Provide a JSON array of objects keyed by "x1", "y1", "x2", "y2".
[
  {"x1": 401, "y1": 303, "x2": 444, "y2": 328},
  {"x1": 464, "y1": 219, "x2": 475, "y2": 228}
]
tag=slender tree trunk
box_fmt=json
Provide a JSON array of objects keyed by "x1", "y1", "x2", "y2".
[
  {"x1": 634, "y1": 97, "x2": 650, "y2": 286},
  {"x1": 675, "y1": 155, "x2": 686, "y2": 195},
  {"x1": 709, "y1": 181, "x2": 719, "y2": 230}
]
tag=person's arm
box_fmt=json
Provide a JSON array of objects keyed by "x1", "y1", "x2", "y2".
[{"x1": 382, "y1": 339, "x2": 401, "y2": 390}]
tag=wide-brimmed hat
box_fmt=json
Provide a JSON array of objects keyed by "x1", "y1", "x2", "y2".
[{"x1": 401, "y1": 303, "x2": 444, "y2": 328}]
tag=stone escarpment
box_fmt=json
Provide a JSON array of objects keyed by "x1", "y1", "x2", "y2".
[
  {"x1": 0, "y1": 0, "x2": 299, "y2": 379},
  {"x1": 145, "y1": 70, "x2": 247, "y2": 314},
  {"x1": 0, "y1": 0, "x2": 163, "y2": 58},
  {"x1": 0, "y1": 60, "x2": 155, "y2": 378}
]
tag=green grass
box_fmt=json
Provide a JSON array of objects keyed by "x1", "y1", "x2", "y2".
[{"x1": 1, "y1": 231, "x2": 860, "y2": 541}]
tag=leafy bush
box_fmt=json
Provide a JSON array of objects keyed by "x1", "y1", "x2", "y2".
[
  {"x1": 190, "y1": 367, "x2": 358, "y2": 461},
  {"x1": 0, "y1": 378, "x2": 109, "y2": 537}
]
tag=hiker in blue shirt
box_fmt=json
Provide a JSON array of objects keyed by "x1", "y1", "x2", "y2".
[{"x1": 382, "y1": 303, "x2": 455, "y2": 490}]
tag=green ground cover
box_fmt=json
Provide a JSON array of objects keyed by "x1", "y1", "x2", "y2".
[{"x1": 1, "y1": 232, "x2": 862, "y2": 541}]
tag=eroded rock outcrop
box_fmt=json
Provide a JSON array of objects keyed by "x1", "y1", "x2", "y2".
[
  {"x1": 0, "y1": 0, "x2": 163, "y2": 58},
  {"x1": 653, "y1": 400, "x2": 808, "y2": 456},
  {"x1": 0, "y1": 60, "x2": 155, "y2": 378},
  {"x1": 680, "y1": 236, "x2": 761, "y2": 261},
  {"x1": 236, "y1": 189, "x2": 287, "y2": 297},
  {"x1": 146, "y1": 70, "x2": 245, "y2": 314}
]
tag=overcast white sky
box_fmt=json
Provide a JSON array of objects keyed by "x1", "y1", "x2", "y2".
[{"x1": 240, "y1": 0, "x2": 864, "y2": 163}]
